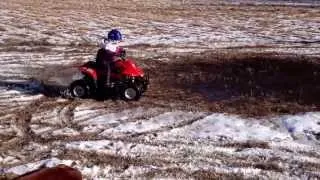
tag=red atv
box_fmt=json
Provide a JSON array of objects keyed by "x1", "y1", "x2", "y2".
[{"x1": 69, "y1": 58, "x2": 149, "y2": 101}]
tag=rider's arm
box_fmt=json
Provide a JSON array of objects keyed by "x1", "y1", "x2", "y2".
[{"x1": 115, "y1": 47, "x2": 126, "y2": 59}]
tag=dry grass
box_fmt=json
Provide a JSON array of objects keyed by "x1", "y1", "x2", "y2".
[
  {"x1": 191, "y1": 170, "x2": 245, "y2": 180},
  {"x1": 61, "y1": 149, "x2": 170, "y2": 169},
  {"x1": 1, "y1": 0, "x2": 319, "y2": 44},
  {"x1": 225, "y1": 140, "x2": 270, "y2": 149},
  {"x1": 5, "y1": 0, "x2": 315, "y2": 22}
]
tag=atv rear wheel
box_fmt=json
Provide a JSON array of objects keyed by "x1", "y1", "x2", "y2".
[
  {"x1": 121, "y1": 86, "x2": 141, "y2": 101},
  {"x1": 70, "y1": 80, "x2": 89, "y2": 98}
]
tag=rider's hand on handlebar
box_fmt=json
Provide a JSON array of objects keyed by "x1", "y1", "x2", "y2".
[{"x1": 120, "y1": 49, "x2": 126, "y2": 60}]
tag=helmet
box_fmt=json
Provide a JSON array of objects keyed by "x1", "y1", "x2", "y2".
[{"x1": 107, "y1": 29, "x2": 122, "y2": 41}]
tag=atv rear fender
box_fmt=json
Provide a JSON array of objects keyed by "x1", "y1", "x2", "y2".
[{"x1": 79, "y1": 66, "x2": 98, "y2": 80}]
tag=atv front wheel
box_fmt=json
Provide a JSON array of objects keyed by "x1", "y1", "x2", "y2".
[
  {"x1": 121, "y1": 86, "x2": 141, "y2": 101},
  {"x1": 70, "y1": 80, "x2": 89, "y2": 98}
]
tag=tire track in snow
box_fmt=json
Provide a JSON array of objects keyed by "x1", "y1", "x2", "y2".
[
  {"x1": 99, "y1": 111, "x2": 207, "y2": 138},
  {"x1": 0, "y1": 97, "x2": 47, "y2": 150},
  {"x1": 77, "y1": 108, "x2": 168, "y2": 135}
]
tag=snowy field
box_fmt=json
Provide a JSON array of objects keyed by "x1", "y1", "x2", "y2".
[{"x1": 0, "y1": 0, "x2": 320, "y2": 179}]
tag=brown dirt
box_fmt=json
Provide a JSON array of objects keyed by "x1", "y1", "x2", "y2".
[
  {"x1": 14, "y1": 50, "x2": 318, "y2": 118},
  {"x1": 138, "y1": 51, "x2": 320, "y2": 117}
]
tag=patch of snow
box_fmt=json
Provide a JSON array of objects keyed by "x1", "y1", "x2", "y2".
[
  {"x1": 75, "y1": 107, "x2": 153, "y2": 124},
  {"x1": 81, "y1": 165, "x2": 114, "y2": 179},
  {"x1": 1, "y1": 156, "x2": 20, "y2": 165},
  {"x1": 30, "y1": 125, "x2": 53, "y2": 135},
  {"x1": 270, "y1": 140, "x2": 320, "y2": 154},
  {"x1": 25, "y1": 142, "x2": 49, "y2": 152},
  {"x1": 66, "y1": 140, "x2": 163, "y2": 157},
  {"x1": 279, "y1": 112, "x2": 320, "y2": 142},
  {"x1": 100, "y1": 111, "x2": 205, "y2": 137},
  {"x1": 159, "y1": 113, "x2": 290, "y2": 142},
  {"x1": 52, "y1": 127, "x2": 80, "y2": 136},
  {"x1": 76, "y1": 107, "x2": 164, "y2": 134},
  {"x1": 4, "y1": 158, "x2": 76, "y2": 175},
  {"x1": 31, "y1": 108, "x2": 66, "y2": 125},
  {"x1": 0, "y1": 124, "x2": 16, "y2": 136},
  {"x1": 158, "y1": 112, "x2": 320, "y2": 145},
  {"x1": 0, "y1": 90, "x2": 43, "y2": 101},
  {"x1": 122, "y1": 165, "x2": 160, "y2": 178}
]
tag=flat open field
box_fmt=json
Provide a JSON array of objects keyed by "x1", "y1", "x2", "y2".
[{"x1": 0, "y1": 0, "x2": 320, "y2": 179}]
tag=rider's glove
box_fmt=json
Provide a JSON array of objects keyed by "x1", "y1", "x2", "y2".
[{"x1": 120, "y1": 49, "x2": 126, "y2": 59}]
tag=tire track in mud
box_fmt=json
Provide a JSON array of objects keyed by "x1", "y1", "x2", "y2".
[
  {"x1": 0, "y1": 94, "x2": 186, "y2": 170},
  {"x1": 0, "y1": 97, "x2": 59, "y2": 168},
  {"x1": 0, "y1": 97, "x2": 85, "y2": 169},
  {"x1": 25, "y1": 106, "x2": 175, "y2": 144},
  {"x1": 0, "y1": 97, "x2": 46, "y2": 149}
]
